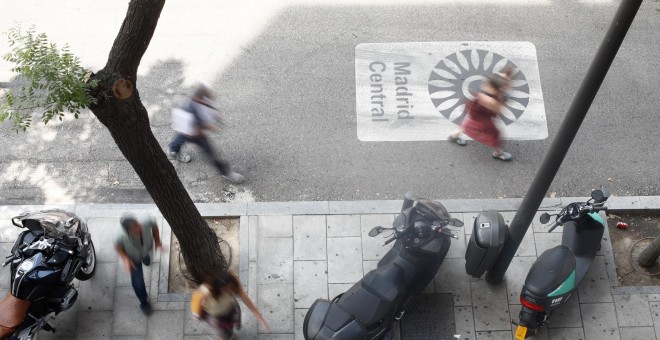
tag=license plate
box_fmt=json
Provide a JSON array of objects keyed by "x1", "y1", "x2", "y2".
[{"x1": 515, "y1": 325, "x2": 528, "y2": 339}]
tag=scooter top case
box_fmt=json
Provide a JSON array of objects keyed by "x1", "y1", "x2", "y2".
[{"x1": 465, "y1": 211, "x2": 509, "y2": 278}]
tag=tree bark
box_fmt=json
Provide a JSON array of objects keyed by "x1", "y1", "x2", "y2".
[
  {"x1": 638, "y1": 233, "x2": 660, "y2": 268},
  {"x1": 88, "y1": 0, "x2": 226, "y2": 281}
]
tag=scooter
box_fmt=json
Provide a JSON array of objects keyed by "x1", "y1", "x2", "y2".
[
  {"x1": 0, "y1": 210, "x2": 97, "y2": 340},
  {"x1": 303, "y1": 193, "x2": 463, "y2": 339},
  {"x1": 513, "y1": 189, "x2": 609, "y2": 339}
]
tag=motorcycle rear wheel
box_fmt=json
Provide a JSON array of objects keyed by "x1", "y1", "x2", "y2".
[{"x1": 75, "y1": 240, "x2": 97, "y2": 281}]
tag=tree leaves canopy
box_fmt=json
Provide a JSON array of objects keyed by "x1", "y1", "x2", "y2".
[{"x1": 1, "y1": 26, "x2": 98, "y2": 131}]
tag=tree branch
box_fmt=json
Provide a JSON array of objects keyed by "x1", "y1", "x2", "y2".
[{"x1": 105, "y1": 0, "x2": 166, "y2": 77}]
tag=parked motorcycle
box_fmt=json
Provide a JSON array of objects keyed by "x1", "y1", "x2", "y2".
[
  {"x1": 513, "y1": 189, "x2": 609, "y2": 339},
  {"x1": 0, "y1": 210, "x2": 97, "y2": 340},
  {"x1": 303, "y1": 193, "x2": 463, "y2": 339}
]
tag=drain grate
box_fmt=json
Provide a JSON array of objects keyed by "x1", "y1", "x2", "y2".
[{"x1": 400, "y1": 293, "x2": 456, "y2": 340}]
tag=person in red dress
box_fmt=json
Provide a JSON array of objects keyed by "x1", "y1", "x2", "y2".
[{"x1": 448, "y1": 74, "x2": 512, "y2": 161}]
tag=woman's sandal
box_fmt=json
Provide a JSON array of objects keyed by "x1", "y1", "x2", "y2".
[
  {"x1": 448, "y1": 135, "x2": 467, "y2": 146},
  {"x1": 492, "y1": 151, "x2": 512, "y2": 161}
]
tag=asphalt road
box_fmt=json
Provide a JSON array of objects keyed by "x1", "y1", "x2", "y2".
[{"x1": 1, "y1": 0, "x2": 659, "y2": 204}]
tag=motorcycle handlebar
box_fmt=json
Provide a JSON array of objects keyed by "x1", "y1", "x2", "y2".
[
  {"x1": 593, "y1": 206, "x2": 608, "y2": 212},
  {"x1": 383, "y1": 235, "x2": 397, "y2": 246},
  {"x1": 547, "y1": 221, "x2": 561, "y2": 233}
]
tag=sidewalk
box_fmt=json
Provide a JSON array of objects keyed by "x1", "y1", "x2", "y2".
[{"x1": 1, "y1": 196, "x2": 659, "y2": 340}]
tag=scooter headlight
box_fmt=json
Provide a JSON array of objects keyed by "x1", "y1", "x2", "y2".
[{"x1": 18, "y1": 259, "x2": 35, "y2": 272}]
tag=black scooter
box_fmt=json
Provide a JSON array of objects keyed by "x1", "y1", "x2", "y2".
[
  {"x1": 0, "y1": 210, "x2": 97, "y2": 340},
  {"x1": 513, "y1": 189, "x2": 609, "y2": 339},
  {"x1": 303, "y1": 193, "x2": 463, "y2": 339}
]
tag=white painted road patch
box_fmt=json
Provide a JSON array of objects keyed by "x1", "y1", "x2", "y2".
[{"x1": 355, "y1": 41, "x2": 547, "y2": 141}]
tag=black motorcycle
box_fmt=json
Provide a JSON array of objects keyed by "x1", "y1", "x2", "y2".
[
  {"x1": 0, "y1": 210, "x2": 96, "y2": 340},
  {"x1": 303, "y1": 193, "x2": 463, "y2": 339}
]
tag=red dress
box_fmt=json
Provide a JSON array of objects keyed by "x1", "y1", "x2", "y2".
[{"x1": 461, "y1": 97, "x2": 501, "y2": 148}]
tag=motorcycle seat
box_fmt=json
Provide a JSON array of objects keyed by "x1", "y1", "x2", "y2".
[
  {"x1": 525, "y1": 246, "x2": 576, "y2": 297},
  {"x1": 0, "y1": 294, "x2": 31, "y2": 337}
]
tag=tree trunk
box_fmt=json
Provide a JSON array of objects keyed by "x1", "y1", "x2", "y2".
[
  {"x1": 638, "y1": 234, "x2": 660, "y2": 268},
  {"x1": 88, "y1": 0, "x2": 226, "y2": 281}
]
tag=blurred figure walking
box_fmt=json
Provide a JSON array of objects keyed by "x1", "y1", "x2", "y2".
[
  {"x1": 115, "y1": 213, "x2": 161, "y2": 315},
  {"x1": 448, "y1": 73, "x2": 513, "y2": 161},
  {"x1": 168, "y1": 83, "x2": 245, "y2": 183},
  {"x1": 191, "y1": 271, "x2": 269, "y2": 339}
]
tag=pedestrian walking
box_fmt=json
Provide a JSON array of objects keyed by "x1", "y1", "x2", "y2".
[
  {"x1": 191, "y1": 272, "x2": 269, "y2": 339},
  {"x1": 114, "y1": 213, "x2": 162, "y2": 315},
  {"x1": 168, "y1": 83, "x2": 245, "y2": 183},
  {"x1": 448, "y1": 73, "x2": 513, "y2": 161}
]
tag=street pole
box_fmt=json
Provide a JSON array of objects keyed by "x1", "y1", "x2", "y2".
[{"x1": 485, "y1": 0, "x2": 643, "y2": 285}]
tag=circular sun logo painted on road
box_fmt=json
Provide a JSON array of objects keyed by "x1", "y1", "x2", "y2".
[{"x1": 428, "y1": 49, "x2": 530, "y2": 125}]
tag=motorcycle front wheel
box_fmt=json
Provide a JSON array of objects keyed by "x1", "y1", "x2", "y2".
[{"x1": 75, "y1": 240, "x2": 97, "y2": 281}]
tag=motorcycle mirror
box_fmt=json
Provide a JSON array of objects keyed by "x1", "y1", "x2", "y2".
[
  {"x1": 591, "y1": 189, "x2": 604, "y2": 201},
  {"x1": 450, "y1": 218, "x2": 464, "y2": 227},
  {"x1": 539, "y1": 213, "x2": 551, "y2": 224},
  {"x1": 368, "y1": 226, "x2": 384, "y2": 237}
]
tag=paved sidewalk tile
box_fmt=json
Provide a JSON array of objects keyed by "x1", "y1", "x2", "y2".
[
  {"x1": 236, "y1": 300, "x2": 258, "y2": 338},
  {"x1": 75, "y1": 310, "x2": 112, "y2": 339},
  {"x1": 548, "y1": 327, "x2": 586, "y2": 340},
  {"x1": 258, "y1": 215, "x2": 293, "y2": 238},
  {"x1": 471, "y1": 280, "x2": 510, "y2": 331},
  {"x1": 547, "y1": 294, "x2": 582, "y2": 329},
  {"x1": 78, "y1": 262, "x2": 116, "y2": 311},
  {"x1": 651, "y1": 302, "x2": 660, "y2": 340},
  {"x1": 614, "y1": 294, "x2": 654, "y2": 327},
  {"x1": 504, "y1": 256, "x2": 537, "y2": 305},
  {"x1": 446, "y1": 227, "x2": 468, "y2": 259},
  {"x1": 114, "y1": 336, "x2": 147, "y2": 340},
  {"x1": 326, "y1": 215, "x2": 361, "y2": 237},
  {"x1": 534, "y1": 232, "x2": 562, "y2": 256},
  {"x1": 147, "y1": 310, "x2": 184, "y2": 340},
  {"x1": 258, "y1": 283, "x2": 294, "y2": 333},
  {"x1": 619, "y1": 327, "x2": 657, "y2": 340},
  {"x1": 327, "y1": 237, "x2": 362, "y2": 283},
  {"x1": 293, "y1": 215, "x2": 326, "y2": 261},
  {"x1": 86, "y1": 217, "x2": 120, "y2": 263},
  {"x1": 295, "y1": 308, "x2": 308, "y2": 340},
  {"x1": 294, "y1": 260, "x2": 327, "y2": 308},
  {"x1": 113, "y1": 287, "x2": 148, "y2": 336},
  {"x1": 328, "y1": 283, "x2": 353, "y2": 299},
  {"x1": 476, "y1": 330, "x2": 512, "y2": 339},
  {"x1": 577, "y1": 256, "x2": 613, "y2": 303},
  {"x1": 38, "y1": 303, "x2": 78, "y2": 338},
  {"x1": 580, "y1": 303, "x2": 620, "y2": 340},
  {"x1": 360, "y1": 214, "x2": 395, "y2": 261},
  {"x1": 363, "y1": 260, "x2": 378, "y2": 276},
  {"x1": 454, "y1": 306, "x2": 476, "y2": 340},
  {"x1": 464, "y1": 213, "x2": 479, "y2": 235},
  {"x1": 257, "y1": 237, "x2": 293, "y2": 284},
  {"x1": 259, "y1": 335, "x2": 295, "y2": 340},
  {"x1": 183, "y1": 302, "x2": 213, "y2": 336},
  {"x1": 435, "y1": 258, "x2": 472, "y2": 307}
]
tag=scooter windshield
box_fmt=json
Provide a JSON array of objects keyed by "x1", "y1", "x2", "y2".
[
  {"x1": 14, "y1": 210, "x2": 80, "y2": 239},
  {"x1": 415, "y1": 199, "x2": 451, "y2": 221}
]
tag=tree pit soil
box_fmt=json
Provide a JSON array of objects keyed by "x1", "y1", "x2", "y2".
[
  {"x1": 168, "y1": 218, "x2": 240, "y2": 293},
  {"x1": 608, "y1": 214, "x2": 660, "y2": 287}
]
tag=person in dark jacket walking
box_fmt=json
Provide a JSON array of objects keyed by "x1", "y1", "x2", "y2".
[{"x1": 168, "y1": 84, "x2": 245, "y2": 183}]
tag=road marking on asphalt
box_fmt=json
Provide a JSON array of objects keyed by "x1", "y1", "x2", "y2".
[{"x1": 355, "y1": 41, "x2": 547, "y2": 141}]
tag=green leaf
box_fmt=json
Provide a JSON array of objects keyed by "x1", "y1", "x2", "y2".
[{"x1": 1, "y1": 26, "x2": 97, "y2": 132}]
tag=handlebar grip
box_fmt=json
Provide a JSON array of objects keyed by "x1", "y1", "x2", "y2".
[
  {"x1": 547, "y1": 221, "x2": 561, "y2": 233},
  {"x1": 383, "y1": 235, "x2": 397, "y2": 246},
  {"x1": 593, "y1": 206, "x2": 608, "y2": 211}
]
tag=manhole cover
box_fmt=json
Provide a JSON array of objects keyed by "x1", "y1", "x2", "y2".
[{"x1": 400, "y1": 293, "x2": 455, "y2": 340}]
